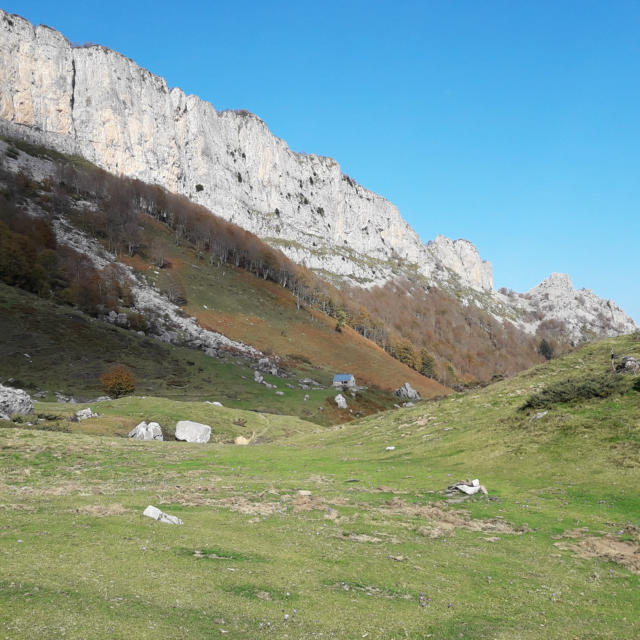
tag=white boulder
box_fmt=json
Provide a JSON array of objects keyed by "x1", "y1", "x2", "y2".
[
  {"x1": 128, "y1": 421, "x2": 163, "y2": 441},
  {"x1": 175, "y1": 420, "x2": 211, "y2": 443},
  {"x1": 334, "y1": 394, "x2": 348, "y2": 409},
  {"x1": 393, "y1": 382, "x2": 421, "y2": 401},
  {"x1": 143, "y1": 505, "x2": 183, "y2": 525},
  {"x1": 76, "y1": 407, "x2": 98, "y2": 421},
  {"x1": 0, "y1": 384, "x2": 33, "y2": 420}
]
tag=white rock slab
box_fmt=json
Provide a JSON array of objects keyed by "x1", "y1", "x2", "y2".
[
  {"x1": 175, "y1": 420, "x2": 211, "y2": 443},
  {"x1": 143, "y1": 505, "x2": 183, "y2": 525},
  {"x1": 334, "y1": 394, "x2": 348, "y2": 409}
]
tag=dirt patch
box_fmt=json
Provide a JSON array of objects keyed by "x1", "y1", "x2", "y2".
[
  {"x1": 75, "y1": 503, "x2": 129, "y2": 517},
  {"x1": 0, "y1": 503, "x2": 36, "y2": 512},
  {"x1": 378, "y1": 497, "x2": 524, "y2": 537},
  {"x1": 292, "y1": 493, "x2": 328, "y2": 513},
  {"x1": 214, "y1": 496, "x2": 284, "y2": 516},
  {"x1": 554, "y1": 525, "x2": 640, "y2": 575}
]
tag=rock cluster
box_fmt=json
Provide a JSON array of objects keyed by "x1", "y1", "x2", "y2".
[{"x1": 393, "y1": 383, "x2": 420, "y2": 401}]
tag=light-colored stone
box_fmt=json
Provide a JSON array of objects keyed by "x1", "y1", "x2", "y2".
[
  {"x1": 175, "y1": 420, "x2": 211, "y2": 443},
  {"x1": 334, "y1": 394, "x2": 348, "y2": 409},
  {"x1": 206, "y1": 401, "x2": 223, "y2": 406},
  {"x1": 385, "y1": 446, "x2": 396, "y2": 451},
  {"x1": 393, "y1": 383, "x2": 420, "y2": 401},
  {"x1": 254, "y1": 370, "x2": 264, "y2": 384},
  {"x1": 0, "y1": 383, "x2": 33, "y2": 420},
  {"x1": 143, "y1": 505, "x2": 183, "y2": 525},
  {"x1": 76, "y1": 407, "x2": 98, "y2": 421},
  {"x1": 128, "y1": 421, "x2": 163, "y2": 441},
  {"x1": 234, "y1": 435, "x2": 251, "y2": 446}
]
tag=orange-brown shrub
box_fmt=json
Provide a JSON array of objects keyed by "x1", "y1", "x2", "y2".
[{"x1": 100, "y1": 365, "x2": 136, "y2": 398}]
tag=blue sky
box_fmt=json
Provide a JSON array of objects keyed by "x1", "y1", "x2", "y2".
[{"x1": 6, "y1": 1, "x2": 640, "y2": 321}]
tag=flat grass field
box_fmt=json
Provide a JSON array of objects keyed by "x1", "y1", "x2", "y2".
[{"x1": 1, "y1": 334, "x2": 639, "y2": 639}]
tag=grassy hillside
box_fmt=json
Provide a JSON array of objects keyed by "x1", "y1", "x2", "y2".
[
  {"x1": 0, "y1": 283, "x2": 396, "y2": 425},
  {"x1": 1, "y1": 334, "x2": 638, "y2": 638}
]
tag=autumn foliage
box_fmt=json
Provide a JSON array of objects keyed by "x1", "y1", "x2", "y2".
[{"x1": 100, "y1": 365, "x2": 136, "y2": 398}]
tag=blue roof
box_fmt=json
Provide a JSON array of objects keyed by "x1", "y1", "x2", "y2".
[{"x1": 333, "y1": 374, "x2": 354, "y2": 382}]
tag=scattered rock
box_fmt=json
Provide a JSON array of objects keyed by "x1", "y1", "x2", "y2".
[
  {"x1": 393, "y1": 382, "x2": 421, "y2": 401},
  {"x1": 446, "y1": 478, "x2": 488, "y2": 496},
  {"x1": 275, "y1": 391, "x2": 284, "y2": 396},
  {"x1": 402, "y1": 402, "x2": 415, "y2": 408},
  {"x1": 175, "y1": 420, "x2": 211, "y2": 443},
  {"x1": 297, "y1": 490, "x2": 312, "y2": 497},
  {"x1": 75, "y1": 407, "x2": 98, "y2": 421},
  {"x1": 234, "y1": 434, "x2": 253, "y2": 445},
  {"x1": 253, "y1": 370, "x2": 264, "y2": 384},
  {"x1": 206, "y1": 401, "x2": 223, "y2": 406},
  {"x1": 128, "y1": 421, "x2": 163, "y2": 441},
  {"x1": 335, "y1": 394, "x2": 348, "y2": 409},
  {"x1": 530, "y1": 411, "x2": 548, "y2": 421},
  {"x1": 0, "y1": 384, "x2": 33, "y2": 420},
  {"x1": 143, "y1": 505, "x2": 183, "y2": 525},
  {"x1": 303, "y1": 394, "x2": 310, "y2": 401},
  {"x1": 621, "y1": 356, "x2": 640, "y2": 374},
  {"x1": 385, "y1": 446, "x2": 396, "y2": 451}
]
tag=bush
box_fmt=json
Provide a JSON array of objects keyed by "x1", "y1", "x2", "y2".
[
  {"x1": 100, "y1": 365, "x2": 136, "y2": 398},
  {"x1": 520, "y1": 372, "x2": 626, "y2": 411},
  {"x1": 538, "y1": 339, "x2": 554, "y2": 360}
]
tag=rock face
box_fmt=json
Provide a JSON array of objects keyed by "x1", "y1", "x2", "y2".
[
  {"x1": 128, "y1": 421, "x2": 163, "y2": 441},
  {"x1": 502, "y1": 273, "x2": 638, "y2": 343},
  {"x1": 0, "y1": 383, "x2": 33, "y2": 419},
  {"x1": 0, "y1": 9, "x2": 491, "y2": 292},
  {"x1": 175, "y1": 420, "x2": 211, "y2": 444}
]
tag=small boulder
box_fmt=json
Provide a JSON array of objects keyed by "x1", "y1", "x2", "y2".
[
  {"x1": 385, "y1": 445, "x2": 396, "y2": 451},
  {"x1": 206, "y1": 401, "x2": 223, "y2": 407},
  {"x1": 334, "y1": 394, "x2": 348, "y2": 409},
  {"x1": 76, "y1": 408, "x2": 98, "y2": 421},
  {"x1": 128, "y1": 421, "x2": 163, "y2": 441},
  {"x1": 143, "y1": 505, "x2": 183, "y2": 525},
  {"x1": 254, "y1": 370, "x2": 264, "y2": 384},
  {"x1": 175, "y1": 420, "x2": 211, "y2": 443},
  {"x1": 0, "y1": 384, "x2": 33, "y2": 420},
  {"x1": 275, "y1": 391, "x2": 284, "y2": 396},
  {"x1": 234, "y1": 435, "x2": 251, "y2": 445},
  {"x1": 622, "y1": 356, "x2": 640, "y2": 374},
  {"x1": 393, "y1": 382, "x2": 421, "y2": 401}
]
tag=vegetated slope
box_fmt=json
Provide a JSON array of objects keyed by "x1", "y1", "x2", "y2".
[
  {"x1": 1, "y1": 134, "x2": 558, "y2": 389},
  {"x1": 1, "y1": 336, "x2": 638, "y2": 639},
  {"x1": 0, "y1": 283, "x2": 391, "y2": 425}
]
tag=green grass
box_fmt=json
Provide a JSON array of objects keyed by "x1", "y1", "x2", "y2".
[{"x1": 1, "y1": 334, "x2": 639, "y2": 638}]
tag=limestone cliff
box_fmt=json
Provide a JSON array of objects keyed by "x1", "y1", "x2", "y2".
[
  {"x1": 0, "y1": 9, "x2": 636, "y2": 342},
  {"x1": 0, "y1": 9, "x2": 491, "y2": 291}
]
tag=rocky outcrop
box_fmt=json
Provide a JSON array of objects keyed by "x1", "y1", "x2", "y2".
[
  {"x1": 393, "y1": 382, "x2": 421, "y2": 401},
  {"x1": 0, "y1": 383, "x2": 33, "y2": 419},
  {"x1": 502, "y1": 273, "x2": 638, "y2": 343},
  {"x1": 0, "y1": 9, "x2": 491, "y2": 292}
]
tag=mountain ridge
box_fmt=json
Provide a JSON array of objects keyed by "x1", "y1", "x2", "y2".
[{"x1": 0, "y1": 8, "x2": 636, "y2": 343}]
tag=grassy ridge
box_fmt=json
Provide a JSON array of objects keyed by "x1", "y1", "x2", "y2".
[{"x1": 1, "y1": 333, "x2": 639, "y2": 638}]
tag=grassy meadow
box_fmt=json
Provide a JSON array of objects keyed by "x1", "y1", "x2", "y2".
[{"x1": 1, "y1": 334, "x2": 639, "y2": 638}]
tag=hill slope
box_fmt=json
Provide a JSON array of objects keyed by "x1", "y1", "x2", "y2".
[{"x1": 1, "y1": 333, "x2": 638, "y2": 638}]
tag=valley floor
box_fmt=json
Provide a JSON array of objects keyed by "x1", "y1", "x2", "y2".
[{"x1": 1, "y1": 334, "x2": 639, "y2": 639}]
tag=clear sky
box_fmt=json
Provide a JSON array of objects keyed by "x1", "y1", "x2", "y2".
[{"x1": 5, "y1": 0, "x2": 640, "y2": 322}]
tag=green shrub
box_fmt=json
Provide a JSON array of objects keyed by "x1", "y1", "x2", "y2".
[{"x1": 520, "y1": 372, "x2": 626, "y2": 411}]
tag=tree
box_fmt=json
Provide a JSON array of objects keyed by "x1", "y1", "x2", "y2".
[
  {"x1": 335, "y1": 310, "x2": 347, "y2": 332},
  {"x1": 538, "y1": 339, "x2": 555, "y2": 361},
  {"x1": 101, "y1": 365, "x2": 136, "y2": 398},
  {"x1": 420, "y1": 348, "x2": 436, "y2": 378}
]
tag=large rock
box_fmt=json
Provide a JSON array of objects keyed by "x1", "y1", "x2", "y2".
[
  {"x1": 128, "y1": 421, "x2": 163, "y2": 441},
  {"x1": 175, "y1": 420, "x2": 211, "y2": 443},
  {"x1": 0, "y1": 383, "x2": 33, "y2": 420},
  {"x1": 76, "y1": 407, "x2": 98, "y2": 421},
  {"x1": 334, "y1": 394, "x2": 348, "y2": 409},
  {"x1": 393, "y1": 382, "x2": 421, "y2": 401}
]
